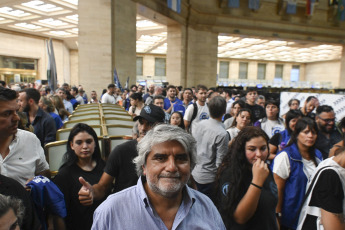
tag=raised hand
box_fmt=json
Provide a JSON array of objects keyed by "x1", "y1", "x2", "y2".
[
  {"x1": 251, "y1": 158, "x2": 269, "y2": 187},
  {"x1": 78, "y1": 177, "x2": 94, "y2": 206}
]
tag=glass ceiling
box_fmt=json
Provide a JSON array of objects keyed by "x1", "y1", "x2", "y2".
[{"x1": 0, "y1": 0, "x2": 342, "y2": 63}]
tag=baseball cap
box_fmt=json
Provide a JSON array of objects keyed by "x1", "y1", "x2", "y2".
[{"x1": 133, "y1": 104, "x2": 165, "y2": 124}]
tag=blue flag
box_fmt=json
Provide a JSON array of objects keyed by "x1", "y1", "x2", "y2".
[
  {"x1": 167, "y1": 0, "x2": 181, "y2": 13},
  {"x1": 228, "y1": 0, "x2": 240, "y2": 8},
  {"x1": 113, "y1": 68, "x2": 123, "y2": 92},
  {"x1": 286, "y1": 0, "x2": 297, "y2": 14},
  {"x1": 249, "y1": 0, "x2": 260, "y2": 10}
]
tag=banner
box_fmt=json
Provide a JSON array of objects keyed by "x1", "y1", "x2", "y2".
[
  {"x1": 167, "y1": 0, "x2": 181, "y2": 13},
  {"x1": 286, "y1": 0, "x2": 297, "y2": 14},
  {"x1": 249, "y1": 0, "x2": 260, "y2": 10},
  {"x1": 46, "y1": 39, "x2": 57, "y2": 92},
  {"x1": 228, "y1": 0, "x2": 240, "y2": 8},
  {"x1": 306, "y1": 0, "x2": 316, "y2": 16},
  {"x1": 338, "y1": 0, "x2": 345, "y2": 21}
]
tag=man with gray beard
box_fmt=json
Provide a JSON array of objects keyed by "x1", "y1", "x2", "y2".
[{"x1": 91, "y1": 124, "x2": 226, "y2": 230}]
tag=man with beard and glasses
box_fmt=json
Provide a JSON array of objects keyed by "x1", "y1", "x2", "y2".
[
  {"x1": 18, "y1": 88, "x2": 56, "y2": 147},
  {"x1": 78, "y1": 104, "x2": 165, "y2": 205},
  {"x1": 92, "y1": 124, "x2": 226, "y2": 229},
  {"x1": 315, "y1": 105, "x2": 342, "y2": 159},
  {"x1": 0, "y1": 87, "x2": 50, "y2": 187}
]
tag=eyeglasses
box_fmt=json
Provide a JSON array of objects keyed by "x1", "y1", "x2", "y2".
[{"x1": 318, "y1": 116, "x2": 335, "y2": 123}]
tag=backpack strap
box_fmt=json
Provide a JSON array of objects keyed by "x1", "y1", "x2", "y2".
[
  {"x1": 190, "y1": 102, "x2": 198, "y2": 124},
  {"x1": 294, "y1": 166, "x2": 333, "y2": 224}
]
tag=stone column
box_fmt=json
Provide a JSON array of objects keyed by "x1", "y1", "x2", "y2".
[
  {"x1": 339, "y1": 45, "x2": 345, "y2": 88},
  {"x1": 185, "y1": 28, "x2": 218, "y2": 87},
  {"x1": 166, "y1": 24, "x2": 186, "y2": 87},
  {"x1": 112, "y1": 0, "x2": 137, "y2": 88},
  {"x1": 78, "y1": 0, "x2": 112, "y2": 94}
]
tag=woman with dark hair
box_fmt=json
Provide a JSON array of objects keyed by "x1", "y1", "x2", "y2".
[
  {"x1": 288, "y1": 99, "x2": 300, "y2": 110},
  {"x1": 128, "y1": 92, "x2": 144, "y2": 117},
  {"x1": 226, "y1": 108, "x2": 252, "y2": 141},
  {"x1": 53, "y1": 123, "x2": 106, "y2": 230},
  {"x1": 169, "y1": 111, "x2": 185, "y2": 129},
  {"x1": 216, "y1": 126, "x2": 278, "y2": 230},
  {"x1": 254, "y1": 100, "x2": 285, "y2": 139},
  {"x1": 272, "y1": 117, "x2": 323, "y2": 230},
  {"x1": 224, "y1": 100, "x2": 246, "y2": 129},
  {"x1": 329, "y1": 116, "x2": 345, "y2": 157},
  {"x1": 269, "y1": 109, "x2": 303, "y2": 159}
]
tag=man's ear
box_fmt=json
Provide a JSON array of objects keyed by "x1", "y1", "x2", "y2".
[
  {"x1": 142, "y1": 165, "x2": 146, "y2": 176},
  {"x1": 28, "y1": 98, "x2": 35, "y2": 106}
]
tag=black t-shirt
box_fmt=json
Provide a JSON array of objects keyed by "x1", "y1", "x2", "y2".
[
  {"x1": 301, "y1": 169, "x2": 344, "y2": 230},
  {"x1": 104, "y1": 139, "x2": 139, "y2": 193},
  {"x1": 53, "y1": 160, "x2": 105, "y2": 230},
  {"x1": 217, "y1": 167, "x2": 278, "y2": 230},
  {"x1": 0, "y1": 175, "x2": 40, "y2": 230},
  {"x1": 245, "y1": 103, "x2": 265, "y2": 123},
  {"x1": 269, "y1": 133, "x2": 281, "y2": 147}
]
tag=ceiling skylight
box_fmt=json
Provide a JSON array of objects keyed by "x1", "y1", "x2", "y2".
[
  {"x1": 15, "y1": 22, "x2": 41, "y2": 29},
  {"x1": 39, "y1": 18, "x2": 67, "y2": 26},
  {"x1": 0, "y1": 7, "x2": 30, "y2": 17},
  {"x1": 22, "y1": 1, "x2": 63, "y2": 12}
]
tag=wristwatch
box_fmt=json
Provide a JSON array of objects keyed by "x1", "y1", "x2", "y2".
[{"x1": 276, "y1": 212, "x2": 282, "y2": 218}]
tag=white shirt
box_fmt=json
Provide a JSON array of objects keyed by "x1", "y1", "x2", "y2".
[
  {"x1": 226, "y1": 126, "x2": 240, "y2": 140},
  {"x1": 225, "y1": 98, "x2": 234, "y2": 114},
  {"x1": 75, "y1": 95, "x2": 84, "y2": 105},
  {"x1": 101, "y1": 92, "x2": 117, "y2": 104},
  {"x1": 63, "y1": 99, "x2": 73, "y2": 113},
  {"x1": 0, "y1": 129, "x2": 49, "y2": 186},
  {"x1": 260, "y1": 119, "x2": 285, "y2": 139},
  {"x1": 184, "y1": 102, "x2": 209, "y2": 136},
  {"x1": 273, "y1": 151, "x2": 318, "y2": 180}
]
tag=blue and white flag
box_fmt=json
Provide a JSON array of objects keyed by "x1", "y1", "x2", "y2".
[
  {"x1": 167, "y1": 0, "x2": 181, "y2": 13},
  {"x1": 286, "y1": 0, "x2": 297, "y2": 14},
  {"x1": 113, "y1": 68, "x2": 123, "y2": 92},
  {"x1": 228, "y1": 0, "x2": 240, "y2": 8},
  {"x1": 46, "y1": 39, "x2": 57, "y2": 92},
  {"x1": 124, "y1": 76, "x2": 129, "y2": 89},
  {"x1": 249, "y1": 0, "x2": 260, "y2": 10}
]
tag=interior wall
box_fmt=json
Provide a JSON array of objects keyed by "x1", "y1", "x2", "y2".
[
  {"x1": 305, "y1": 60, "x2": 341, "y2": 87},
  {"x1": 0, "y1": 31, "x2": 70, "y2": 85}
]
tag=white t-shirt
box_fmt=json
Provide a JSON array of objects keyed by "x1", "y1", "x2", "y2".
[
  {"x1": 273, "y1": 151, "x2": 319, "y2": 180},
  {"x1": 260, "y1": 119, "x2": 285, "y2": 139},
  {"x1": 226, "y1": 127, "x2": 240, "y2": 140},
  {"x1": 0, "y1": 129, "x2": 49, "y2": 186},
  {"x1": 184, "y1": 102, "x2": 209, "y2": 135},
  {"x1": 101, "y1": 93, "x2": 117, "y2": 104},
  {"x1": 75, "y1": 95, "x2": 84, "y2": 105}
]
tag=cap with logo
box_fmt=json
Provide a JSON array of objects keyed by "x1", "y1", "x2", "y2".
[{"x1": 133, "y1": 104, "x2": 165, "y2": 124}]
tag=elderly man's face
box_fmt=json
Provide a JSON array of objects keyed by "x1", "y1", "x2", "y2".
[{"x1": 143, "y1": 140, "x2": 190, "y2": 198}]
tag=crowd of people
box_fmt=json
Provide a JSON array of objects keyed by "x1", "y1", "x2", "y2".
[{"x1": 0, "y1": 79, "x2": 344, "y2": 230}]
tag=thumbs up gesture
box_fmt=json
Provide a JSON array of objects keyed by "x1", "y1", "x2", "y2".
[{"x1": 78, "y1": 177, "x2": 94, "y2": 206}]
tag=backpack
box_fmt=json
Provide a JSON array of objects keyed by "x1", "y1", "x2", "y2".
[{"x1": 188, "y1": 102, "x2": 198, "y2": 132}]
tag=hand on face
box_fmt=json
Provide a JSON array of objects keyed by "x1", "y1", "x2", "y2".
[{"x1": 252, "y1": 158, "x2": 269, "y2": 187}]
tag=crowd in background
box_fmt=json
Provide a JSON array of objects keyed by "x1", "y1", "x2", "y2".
[{"x1": 0, "y1": 79, "x2": 344, "y2": 230}]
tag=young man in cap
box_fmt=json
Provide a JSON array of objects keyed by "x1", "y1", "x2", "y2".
[{"x1": 78, "y1": 104, "x2": 165, "y2": 205}]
